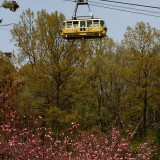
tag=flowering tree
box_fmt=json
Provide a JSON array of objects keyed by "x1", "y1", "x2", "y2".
[
  {"x1": 0, "y1": 110, "x2": 157, "y2": 159},
  {"x1": 0, "y1": 68, "x2": 158, "y2": 159}
]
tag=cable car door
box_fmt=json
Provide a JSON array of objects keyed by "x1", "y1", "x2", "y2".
[{"x1": 80, "y1": 21, "x2": 86, "y2": 31}]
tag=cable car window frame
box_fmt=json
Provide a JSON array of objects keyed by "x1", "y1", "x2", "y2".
[
  {"x1": 73, "y1": 21, "x2": 79, "y2": 28},
  {"x1": 62, "y1": 22, "x2": 66, "y2": 28},
  {"x1": 93, "y1": 20, "x2": 99, "y2": 27},
  {"x1": 80, "y1": 20, "x2": 86, "y2": 31},
  {"x1": 100, "y1": 20, "x2": 105, "y2": 27},
  {"x1": 66, "y1": 21, "x2": 72, "y2": 28},
  {"x1": 87, "y1": 20, "x2": 92, "y2": 27}
]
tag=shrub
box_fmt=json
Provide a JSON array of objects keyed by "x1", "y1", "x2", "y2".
[{"x1": 0, "y1": 110, "x2": 157, "y2": 160}]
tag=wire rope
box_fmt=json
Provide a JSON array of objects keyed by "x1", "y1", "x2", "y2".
[
  {"x1": 62, "y1": 0, "x2": 160, "y2": 18},
  {"x1": 99, "y1": 0, "x2": 160, "y2": 10},
  {"x1": 63, "y1": 0, "x2": 160, "y2": 10},
  {"x1": 90, "y1": 0, "x2": 160, "y2": 15},
  {"x1": 90, "y1": 4, "x2": 160, "y2": 17},
  {"x1": 0, "y1": 23, "x2": 17, "y2": 26}
]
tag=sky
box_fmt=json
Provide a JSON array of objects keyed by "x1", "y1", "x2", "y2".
[{"x1": 0, "y1": 0, "x2": 160, "y2": 52}]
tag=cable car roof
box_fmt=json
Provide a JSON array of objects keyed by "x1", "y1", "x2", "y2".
[{"x1": 63, "y1": 18, "x2": 105, "y2": 22}]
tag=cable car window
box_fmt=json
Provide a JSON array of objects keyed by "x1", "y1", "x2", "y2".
[
  {"x1": 93, "y1": 20, "x2": 99, "y2": 27},
  {"x1": 73, "y1": 21, "x2": 79, "y2": 28},
  {"x1": 100, "y1": 20, "x2": 105, "y2": 27},
  {"x1": 80, "y1": 21, "x2": 86, "y2": 31},
  {"x1": 62, "y1": 22, "x2": 65, "y2": 28},
  {"x1": 67, "y1": 22, "x2": 72, "y2": 28},
  {"x1": 87, "y1": 20, "x2": 92, "y2": 27}
]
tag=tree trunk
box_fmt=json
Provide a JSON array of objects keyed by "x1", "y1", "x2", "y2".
[{"x1": 143, "y1": 88, "x2": 147, "y2": 137}]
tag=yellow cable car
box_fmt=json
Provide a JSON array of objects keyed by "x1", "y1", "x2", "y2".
[
  {"x1": 61, "y1": 18, "x2": 107, "y2": 39},
  {"x1": 60, "y1": 0, "x2": 107, "y2": 40}
]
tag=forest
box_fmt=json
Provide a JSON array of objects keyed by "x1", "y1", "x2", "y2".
[{"x1": 0, "y1": 7, "x2": 160, "y2": 159}]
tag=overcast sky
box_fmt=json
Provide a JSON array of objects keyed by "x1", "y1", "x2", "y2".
[{"x1": 0, "y1": 0, "x2": 160, "y2": 52}]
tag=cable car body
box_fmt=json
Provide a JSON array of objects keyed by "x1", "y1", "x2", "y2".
[
  {"x1": 61, "y1": 18, "x2": 107, "y2": 39},
  {"x1": 60, "y1": 0, "x2": 107, "y2": 40}
]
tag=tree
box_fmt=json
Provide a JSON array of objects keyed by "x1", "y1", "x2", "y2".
[
  {"x1": 11, "y1": 9, "x2": 90, "y2": 130},
  {"x1": 0, "y1": 0, "x2": 19, "y2": 23},
  {"x1": 1, "y1": 0, "x2": 19, "y2": 12},
  {"x1": 123, "y1": 22, "x2": 160, "y2": 137},
  {"x1": 0, "y1": 109, "x2": 157, "y2": 159},
  {"x1": 74, "y1": 38, "x2": 127, "y2": 132},
  {"x1": 0, "y1": 51, "x2": 20, "y2": 123}
]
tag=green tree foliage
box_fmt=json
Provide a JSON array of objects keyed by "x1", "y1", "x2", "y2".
[
  {"x1": 11, "y1": 9, "x2": 89, "y2": 130},
  {"x1": 10, "y1": 7, "x2": 160, "y2": 142},
  {"x1": 0, "y1": 51, "x2": 20, "y2": 122},
  {"x1": 71, "y1": 38, "x2": 126, "y2": 132},
  {"x1": 0, "y1": 51, "x2": 16, "y2": 93},
  {"x1": 123, "y1": 22, "x2": 160, "y2": 137}
]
